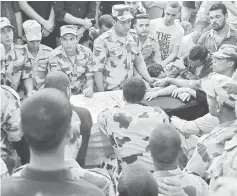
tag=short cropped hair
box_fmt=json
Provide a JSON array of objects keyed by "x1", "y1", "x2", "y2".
[
  {"x1": 123, "y1": 77, "x2": 146, "y2": 103},
  {"x1": 21, "y1": 88, "x2": 72, "y2": 152},
  {"x1": 133, "y1": 14, "x2": 150, "y2": 25},
  {"x1": 209, "y1": 3, "x2": 227, "y2": 15},
  {"x1": 188, "y1": 45, "x2": 209, "y2": 62},
  {"x1": 98, "y1": 14, "x2": 114, "y2": 28},
  {"x1": 167, "y1": 1, "x2": 181, "y2": 11},
  {"x1": 147, "y1": 64, "x2": 164, "y2": 78}
]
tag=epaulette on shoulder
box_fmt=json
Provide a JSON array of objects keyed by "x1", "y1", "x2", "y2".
[
  {"x1": 41, "y1": 44, "x2": 53, "y2": 52},
  {"x1": 99, "y1": 30, "x2": 112, "y2": 40},
  {"x1": 1, "y1": 85, "x2": 20, "y2": 101}
]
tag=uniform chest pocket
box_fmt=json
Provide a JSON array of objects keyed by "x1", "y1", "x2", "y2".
[
  {"x1": 37, "y1": 60, "x2": 48, "y2": 72},
  {"x1": 109, "y1": 48, "x2": 123, "y2": 58}
]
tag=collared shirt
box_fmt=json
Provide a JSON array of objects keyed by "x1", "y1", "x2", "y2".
[
  {"x1": 49, "y1": 44, "x2": 96, "y2": 94},
  {"x1": 93, "y1": 28, "x2": 146, "y2": 91},
  {"x1": 1, "y1": 85, "x2": 22, "y2": 173},
  {"x1": 140, "y1": 34, "x2": 162, "y2": 67},
  {"x1": 153, "y1": 168, "x2": 209, "y2": 196},
  {"x1": 1, "y1": 44, "x2": 32, "y2": 91},
  {"x1": 185, "y1": 120, "x2": 236, "y2": 179},
  {"x1": 98, "y1": 104, "x2": 169, "y2": 170},
  {"x1": 24, "y1": 44, "x2": 52, "y2": 90},
  {"x1": 3, "y1": 165, "x2": 105, "y2": 196},
  {"x1": 197, "y1": 27, "x2": 237, "y2": 53}
]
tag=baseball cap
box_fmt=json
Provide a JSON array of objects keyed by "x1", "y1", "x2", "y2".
[
  {"x1": 201, "y1": 73, "x2": 237, "y2": 109},
  {"x1": 60, "y1": 25, "x2": 78, "y2": 37},
  {"x1": 112, "y1": 4, "x2": 133, "y2": 21},
  {"x1": 0, "y1": 17, "x2": 14, "y2": 29},
  {"x1": 23, "y1": 20, "x2": 42, "y2": 41},
  {"x1": 212, "y1": 44, "x2": 237, "y2": 60}
]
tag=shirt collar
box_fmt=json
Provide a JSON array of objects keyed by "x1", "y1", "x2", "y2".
[
  {"x1": 209, "y1": 26, "x2": 231, "y2": 38},
  {"x1": 25, "y1": 44, "x2": 44, "y2": 60},
  {"x1": 153, "y1": 167, "x2": 182, "y2": 177},
  {"x1": 6, "y1": 43, "x2": 16, "y2": 60},
  {"x1": 21, "y1": 165, "x2": 74, "y2": 181},
  {"x1": 61, "y1": 45, "x2": 80, "y2": 58}
]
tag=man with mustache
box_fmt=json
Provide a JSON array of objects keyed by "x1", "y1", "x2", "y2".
[
  {"x1": 133, "y1": 14, "x2": 162, "y2": 67},
  {"x1": 93, "y1": 5, "x2": 156, "y2": 92},
  {"x1": 198, "y1": 3, "x2": 237, "y2": 54}
]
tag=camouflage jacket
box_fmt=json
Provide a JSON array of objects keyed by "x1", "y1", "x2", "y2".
[
  {"x1": 208, "y1": 133, "x2": 237, "y2": 181},
  {"x1": 93, "y1": 28, "x2": 146, "y2": 91},
  {"x1": 140, "y1": 34, "x2": 162, "y2": 67},
  {"x1": 1, "y1": 85, "x2": 22, "y2": 173},
  {"x1": 153, "y1": 168, "x2": 209, "y2": 196},
  {"x1": 1, "y1": 44, "x2": 32, "y2": 91},
  {"x1": 49, "y1": 44, "x2": 96, "y2": 94},
  {"x1": 210, "y1": 177, "x2": 237, "y2": 196},
  {"x1": 98, "y1": 104, "x2": 169, "y2": 170},
  {"x1": 185, "y1": 120, "x2": 236, "y2": 179},
  {"x1": 24, "y1": 44, "x2": 52, "y2": 90}
]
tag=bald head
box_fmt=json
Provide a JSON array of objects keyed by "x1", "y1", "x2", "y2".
[
  {"x1": 44, "y1": 71, "x2": 70, "y2": 94},
  {"x1": 118, "y1": 163, "x2": 158, "y2": 196},
  {"x1": 21, "y1": 88, "x2": 72, "y2": 152},
  {"x1": 149, "y1": 123, "x2": 181, "y2": 164}
]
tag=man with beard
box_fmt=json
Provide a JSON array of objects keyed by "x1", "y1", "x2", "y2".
[
  {"x1": 133, "y1": 14, "x2": 162, "y2": 67},
  {"x1": 198, "y1": 3, "x2": 237, "y2": 54}
]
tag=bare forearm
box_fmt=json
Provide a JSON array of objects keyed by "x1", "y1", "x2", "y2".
[
  {"x1": 63, "y1": 13, "x2": 85, "y2": 26},
  {"x1": 136, "y1": 63, "x2": 151, "y2": 82},
  {"x1": 15, "y1": 12, "x2": 23, "y2": 37},
  {"x1": 167, "y1": 77, "x2": 190, "y2": 87},
  {"x1": 94, "y1": 72, "x2": 104, "y2": 92},
  {"x1": 157, "y1": 85, "x2": 178, "y2": 96},
  {"x1": 19, "y1": 2, "x2": 46, "y2": 25},
  {"x1": 85, "y1": 76, "x2": 94, "y2": 89},
  {"x1": 24, "y1": 78, "x2": 33, "y2": 95},
  {"x1": 48, "y1": 6, "x2": 55, "y2": 22},
  {"x1": 187, "y1": 88, "x2": 197, "y2": 98},
  {"x1": 162, "y1": 53, "x2": 177, "y2": 67}
]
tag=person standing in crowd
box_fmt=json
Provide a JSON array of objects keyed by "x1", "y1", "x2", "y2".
[
  {"x1": 54, "y1": 1, "x2": 96, "y2": 47},
  {"x1": 198, "y1": 3, "x2": 237, "y2": 53},
  {"x1": 117, "y1": 163, "x2": 158, "y2": 196},
  {"x1": 93, "y1": 5, "x2": 156, "y2": 92},
  {"x1": 133, "y1": 14, "x2": 162, "y2": 67},
  {"x1": 1, "y1": 2, "x2": 24, "y2": 45},
  {"x1": 22, "y1": 20, "x2": 52, "y2": 91},
  {"x1": 0, "y1": 17, "x2": 33, "y2": 98},
  {"x1": 181, "y1": 1, "x2": 197, "y2": 26},
  {"x1": 44, "y1": 71, "x2": 92, "y2": 168},
  {"x1": 1, "y1": 88, "x2": 105, "y2": 196},
  {"x1": 141, "y1": 1, "x2": 167, "y2": 20},
  {"x1": 185, "y1": 74, "x2": 237, "y2": 180},
  {"x1": 98, "y1": 77, "x2": 169, "y2": 170},
  {"x1": 19, "y1": 1, "x2": 56, "y2": 49},
  {"x1": 150, "y1": 1, "x2": 184, "y2": 68},
  {"x1": 49, "y1": 25, "x2": 96, "y2": 97},
  {"x1": 148, "y1": 123, "x2": 208, "y2": 196}
]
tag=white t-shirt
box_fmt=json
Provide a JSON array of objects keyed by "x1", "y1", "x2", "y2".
[
  {"x1": 178, "y1": 34, "x2": 196, "y2": 58},
  {"x1": 150, "y1": 18, "x2": 184, "y2": 60}
]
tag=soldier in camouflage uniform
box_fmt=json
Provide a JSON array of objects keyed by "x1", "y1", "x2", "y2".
[
  {"x1": 1, "y1": 85, "x2": 22, "y2": 174},
  {"x1": 185, "y1": 74, "x2": 237, "y2": 179},
  {"x1": 148, "y1": 123, "x2": 209, "y2": 196},
  {"x1": 49, "y1": 25, "x2": 96, "y2": 96},
  {"x1": 23, "y1": 20, "x2": 53, "y2": 90},
  {"x1": 98, "y1": 77, "x2": 169, "y2": 171},
  {"x1": 133, "y1": 14, "x2": 162, "y2": 67},
  {"x1": 0, "y1": 17, "x2": 33, "y2": 97},
  {"x1": 93, "y1": 5, "x2": 156, "y2": 92}
]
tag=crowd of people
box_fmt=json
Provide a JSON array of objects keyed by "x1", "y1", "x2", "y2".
[{"x1": 1, "y1": 1, "x2": 237, "y2": 196}]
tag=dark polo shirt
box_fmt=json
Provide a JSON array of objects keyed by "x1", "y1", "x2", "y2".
[{"x1": 1, "y1": 166, "x2": 105, "y2": 196}]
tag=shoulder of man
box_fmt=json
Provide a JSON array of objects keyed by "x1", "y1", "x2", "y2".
[
  {"x1": 77, "y1": 44, "x2": 92, "y2": 54},
  {"x1": 128, "y1": 29, "x2": 139, "y2": 44},
  {"x1": 40, "y1": 44, "x2": 53, "y2": 52},
  {"x1": 51, "y1": 45, "x2": 63, "y2": 57},
  {"x1": 97, "y1": 29, "x2": 113, "y2": 41}
]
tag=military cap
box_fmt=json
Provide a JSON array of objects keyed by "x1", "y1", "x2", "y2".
[
  {"x1": 23, "y1": 20, "x2": 42, "y2": 41},
  {"x1": 0, "y1": 17, "x2": 14, "y2": 29},
  {"x1": 60, "y1": 25, "x2": 78, "y2": 37},
  {"x1": 201, "y1": 73, "x2": 237, "y2": 109},
  {"x1": 212, "y1": 44, "x2": 237, "y2": 60},
  {"x1": 112, "y1": 4, "x2": 133, "y2": 21}
]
